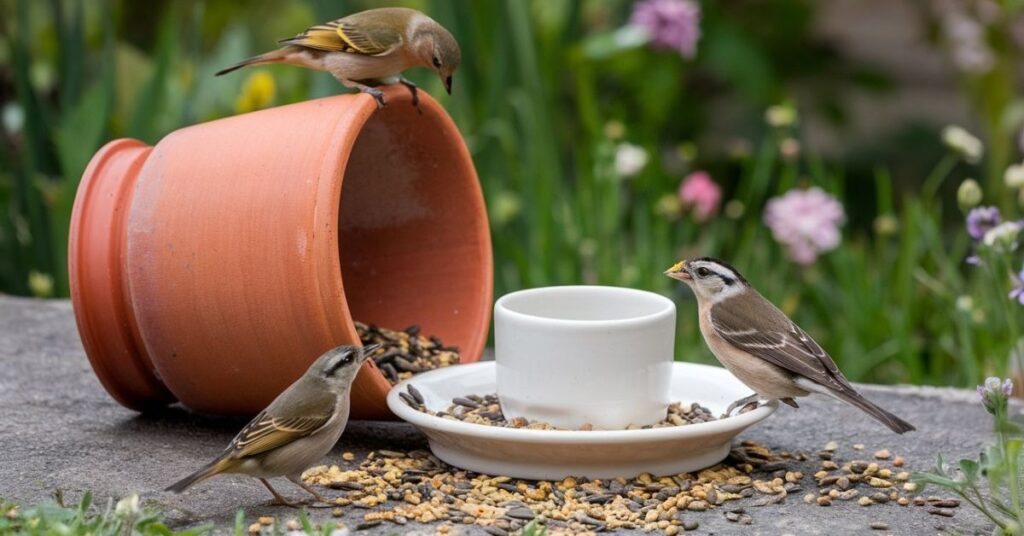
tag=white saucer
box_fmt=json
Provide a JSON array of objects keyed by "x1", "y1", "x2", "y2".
[{"x1": 387, "y1": 361, "x2": 777, "y2": 480}]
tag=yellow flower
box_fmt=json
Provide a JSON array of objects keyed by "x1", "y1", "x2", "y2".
[
  {"x1": 235, "y1": 71, "x2": 277, "y2": 114},
  {"x1": 27, "y1": 270, "x2": 53, "y2": 298}
]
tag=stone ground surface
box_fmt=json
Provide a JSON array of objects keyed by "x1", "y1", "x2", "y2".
[{"x1": 0, "y1": 296, "x2": 997, "y2": 535}]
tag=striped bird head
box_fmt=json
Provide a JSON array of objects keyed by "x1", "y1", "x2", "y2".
[
  {"x1": 664, "y1": 257, "x2": 749, "y2": 303},
  {"x1": 309, "y1": 344, "x2": 379, "y2": 391}
]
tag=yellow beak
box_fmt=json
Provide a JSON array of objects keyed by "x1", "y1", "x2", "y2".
[{"x1": 664, "y1": 260, "x2": 691, "y2": 281}]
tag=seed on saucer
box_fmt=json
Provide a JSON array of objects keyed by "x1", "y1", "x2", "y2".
[
  {"x1": 398, "y1": 392, "x2": 419, "y2": 408},
  {"x1": 406, "y1": 384, "x2": 425, "y2": 405},
  {"x1": 452, "y1": 397, "x2": 480, "y2": 408}
]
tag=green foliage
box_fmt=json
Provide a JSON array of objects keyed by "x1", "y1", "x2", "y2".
[
  {"x1": 1, "y1": 0, "x2": 1022, "y2": 389},
  {"x1": 0, "y1": 492, "x2": 211, "y2": 536},
  {"x1": 520, "y1": 519, "x2": 548, "y2": 536},
  {"x1": 915, "y1": 380, "x2": 1024, "y2": 535}
]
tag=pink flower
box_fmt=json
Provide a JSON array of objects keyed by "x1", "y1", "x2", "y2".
[
  {"x1": 763, "y1": 187, "x2": 846, "y2": 265},
  {"x1": 630, "y1": 0, "x2": 701, "y2": 59},
  {"x1": 677, "y1": 171, "x2": 721, "y2": 222}
]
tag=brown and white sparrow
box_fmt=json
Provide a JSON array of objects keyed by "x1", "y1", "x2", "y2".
[
  {"x1": 665, "y1": 257, "x2": 915, "y2": 434},
  {"x1": 166, "y1": 344, "x2": 380, "y2": 505},
  {"x1": 216, "y1": 7, "x2": 461, "y2": 108}
]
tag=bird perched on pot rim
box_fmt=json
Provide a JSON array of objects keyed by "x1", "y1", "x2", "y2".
[
  {"x1": 665, "y1": 258, "x2": 915, "y2": 434},
  {"x1": 215, "y1": 7, "x2": 460, "y2": 109},
  {"x1": 166, "y1": 344, "x2": 381, "y2": 505}
]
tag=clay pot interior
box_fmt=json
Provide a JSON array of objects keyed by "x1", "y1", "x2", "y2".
[{"x1": 338, "y1": 95, "x2": 493, "y2": 418}]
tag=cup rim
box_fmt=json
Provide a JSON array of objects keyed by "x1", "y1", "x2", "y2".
[{"x1": 494, "y1": 285, "x2": 675, "y2": 328}]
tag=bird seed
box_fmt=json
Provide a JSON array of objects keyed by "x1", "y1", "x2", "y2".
[{"x1": 356, "y1": 322, "x2": 460, "y2": 385}]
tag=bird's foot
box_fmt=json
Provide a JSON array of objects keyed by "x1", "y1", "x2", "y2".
[
  {"x1": 780, "y1": 397, "x2": 799, "y2": 408},
  {"x1": 399, "y1": 77, "x2": 422, "y2": 114},
  {"x1": 260, "y1": 478, "x2": 300, "y2": 508},
  {"x1": 269, "y1": 497, "x2": 301, "y2": 508},
  {"x1": 737, "y1": 401, "x2": 760, "y2": 414},
  {"x1": 724, "y1": 393, "x2": 761, "y2": 418},
  {"x1": 345, "y1": 80, "x2": 387, "y2": 109},
  {"x1": 289, "y1": 477, "x2": 333, "y2": 507},
  {"x1": 361, "y1": 87, "x2": 386, "y2": 109}
]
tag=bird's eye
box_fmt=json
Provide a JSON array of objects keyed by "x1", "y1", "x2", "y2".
[
  {"x1": 432, "y1": 56, "x2": 441, "y2": 68},
  {"x1": 326, "y1": 353, "x2": 353, "y2": 376},
  {"x1": 696, "y1": 267, "x2": 711, "y2": 278}
]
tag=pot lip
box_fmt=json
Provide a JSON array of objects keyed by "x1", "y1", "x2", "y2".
[{"x1": 69, "y1": 138, "x2": 176, "y2": 410}]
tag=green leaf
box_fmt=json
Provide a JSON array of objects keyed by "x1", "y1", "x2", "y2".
[
  {"x1": 126, "y1": 11, "x2": 177, "y2": 142},
  {"x1": 960, "y1": 458, "x2": 980, "y2": 484},
  {"x1": 582, "y1": 26, "x2": 649, "y2": 60},
  {"x1": 54, "y1": 79, "x2": 112, "y2": 187},
  {"x1": 913, "y1": 471, "x2": 961, "y2": 491}
]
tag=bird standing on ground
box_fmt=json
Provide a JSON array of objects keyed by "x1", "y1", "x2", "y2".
[
  {"x1": 215, "y1": 7, "x2": 461, "y2": 109},
  {"x1": 665, "y1": 258, "x2": 915, "y2": 434},
  {"x1": 166, "y1": 344, "x2": 380, "y2": 505}
]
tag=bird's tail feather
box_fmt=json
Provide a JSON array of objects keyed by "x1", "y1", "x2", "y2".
[
  {"x1": 165, "y1": 458, "x2": 232, "y2": 493},
  {"x1": 215, "y1": 49, "x2": 288, "y2": 76},
  {"x1": 794, "y1": 377, "x2": 915, "y2": 434},
  {"x1": 833, "y1": 390, "x2": 916, "y2": 434}
]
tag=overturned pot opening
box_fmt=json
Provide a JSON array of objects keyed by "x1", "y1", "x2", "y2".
[
  {"x1": 69, "y1": 88, "x2": 492, "y2": 418},
  {"x1": 337, "y1": 95, "x2": 493, "y2": 418}
]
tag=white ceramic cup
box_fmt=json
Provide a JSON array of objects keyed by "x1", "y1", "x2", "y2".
[{"x1": 494, "y1": 286, "x2": 676, "y2": 430}]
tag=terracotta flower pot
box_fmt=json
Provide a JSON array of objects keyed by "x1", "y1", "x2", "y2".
[{"x1": 69, "y1": 87, "x2": 492, "y2": 419}]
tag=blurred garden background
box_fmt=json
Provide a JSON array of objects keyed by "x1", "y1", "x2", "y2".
[{"x1": 1, "y1": 0, "x2": 1023, "y2": 389}]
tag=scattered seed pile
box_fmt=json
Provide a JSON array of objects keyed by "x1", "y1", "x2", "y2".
[
  {"x1": 302, "y1": 440, "x2": 961, "y2": 534},
  {"x1": 400, "y1": 390, "x2": 717, "y2": 431},
  {"x1": 356, "y1": 322, "x2": 460, "y2": 385}
]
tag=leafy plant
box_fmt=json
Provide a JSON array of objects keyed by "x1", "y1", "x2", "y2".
[
  {"x1": 915, "y1": 378, "x2": 1024, "y2": 535},
  {"x1": 0, "y1": 491, "x2": 211, "y2": 536}
]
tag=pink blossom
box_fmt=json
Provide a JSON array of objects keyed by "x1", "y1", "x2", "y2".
[
  {"x1": 677, "y1": 171, "x2": 721, "y2": 222},
  {"x1": 763, "y1": 187, "x2": 846, "y2": 265},
  {"x1": 630, "y1": 0, "x2": 701, "y2": 59}
]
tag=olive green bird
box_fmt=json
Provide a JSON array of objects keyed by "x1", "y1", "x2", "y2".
[
  {"x1": 216, "y1": 7, "x2": 461, "y2": 109},
  {"x1": 166, "y1": 344, "x2": 380, "y2": 506}
]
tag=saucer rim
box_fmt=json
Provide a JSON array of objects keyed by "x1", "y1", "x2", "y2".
[{"x1": 387, "y1": 361, "x2": 777, "y2": 445}]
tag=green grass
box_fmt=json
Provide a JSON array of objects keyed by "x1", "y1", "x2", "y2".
[
  {"x1": 0, "y1": 492, "x2": 210, "y2": 536},
  {"x1": 0, "y1": 493, "x2": 364, "y2": 536}
]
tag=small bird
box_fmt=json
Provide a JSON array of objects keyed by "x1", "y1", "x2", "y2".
[
  {"x1": 215, "y1": 7, "x2": 460, "y2": 109},
  {"x1": 166, "y1": 344, "x2": 380, "y2": 505},
  {"x1": 665, "y1": 258, "x2": 915, "y2": 434}
]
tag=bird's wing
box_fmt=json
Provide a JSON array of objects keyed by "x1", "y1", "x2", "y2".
[
  {"x1": 223, "y1": 411, "x2": 333, "y2": 460},
  {"x1": 709, "y1": 296, "x2": 853, "y2": 393},
  {"x1": 278, "y1": 12, "x2": 405, "y2": 56}
]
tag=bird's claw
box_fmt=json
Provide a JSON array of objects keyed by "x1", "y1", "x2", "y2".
[
  {"x1": 738, "y1": 401, "x2": 760, "y2": 414},
  {"x1": 268, "y1": 498, "x2": 300, "y2": 509},
  {"x1": 723, "y1": 393, "x2": 761, "y2": 418},
  {"x1": 365, "y1": 89, "x2": 386, "y2": 109},
  {"x1": 399, "y1": 78, "x2": 422, "y2": 114}
]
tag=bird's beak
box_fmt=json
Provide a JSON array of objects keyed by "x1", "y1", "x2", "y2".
[
  {"x1": 360, "y1": 343, "x2": 382, "y2": 361},
  {"x1": 664, "y1": 260, "x2": 691, "y2": 281},
  {"x1": 444, "y1": 76, "x2": 452, "y2": 95}
]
